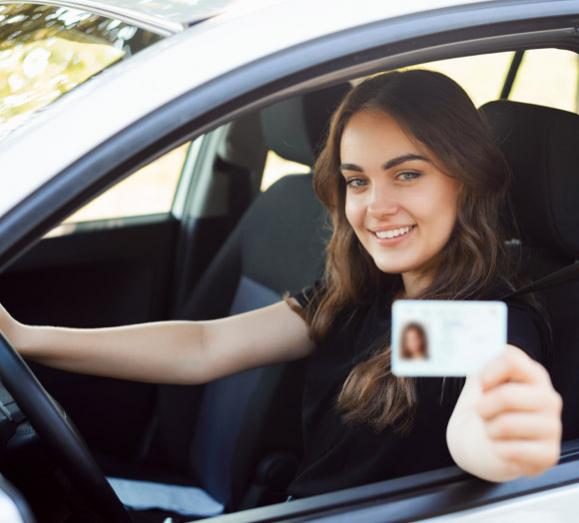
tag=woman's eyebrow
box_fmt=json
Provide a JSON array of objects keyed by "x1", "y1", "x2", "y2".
[{"x1": 340, "y1": 154, "x2": 431, "y2": 173}]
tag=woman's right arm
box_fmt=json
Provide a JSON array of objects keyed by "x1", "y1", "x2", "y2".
[{"x1": 0, "y1": 299, "x2": 314, "y2": 385}]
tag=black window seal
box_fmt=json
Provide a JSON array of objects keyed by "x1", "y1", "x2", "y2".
[{"x1": 44, "y1": 211, "x2": 176, "y2": 239}]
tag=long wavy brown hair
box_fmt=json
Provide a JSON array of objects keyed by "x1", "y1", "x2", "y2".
[{"x1": 284, "y1": 69, "x2": 519, "y2": 434}]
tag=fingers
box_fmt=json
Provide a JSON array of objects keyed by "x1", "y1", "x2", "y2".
[
  {"x1": 479, "y1": 345, "x2": 550, "y2": 392},
  {"x1": 477, "y1": 382, "x2": 560, "y2": 420},
  {"x1": 476, "y1": 349, "x2": 563, "y2": 479},
  {"x1": 494, "y1": 440, "x2": 561, "y2": 476},
  {"x1": 486, "y1": 412, "x2": 561, "y2": 440}
]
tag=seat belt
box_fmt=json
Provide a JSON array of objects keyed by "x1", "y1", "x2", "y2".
[{"x1": 499, "y1": 261, "x2": 579, "y2": 300}]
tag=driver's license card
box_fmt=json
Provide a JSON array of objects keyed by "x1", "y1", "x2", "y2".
[{"x1": 391, "y1": 300, "x2": 507, "y2": 377}]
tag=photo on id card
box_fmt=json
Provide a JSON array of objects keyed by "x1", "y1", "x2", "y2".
[{"x1": 391, "y1": 300, "x2": 508, "y2": 377}]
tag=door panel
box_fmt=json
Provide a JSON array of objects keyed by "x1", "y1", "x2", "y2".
[{"x1": 0, "y1": 216, "x2": 178, "y2": 458}]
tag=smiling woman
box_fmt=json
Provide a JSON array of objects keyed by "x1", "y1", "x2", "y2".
[{"x1": 282, "y1": 69, "x2": 560, "y2": 494}]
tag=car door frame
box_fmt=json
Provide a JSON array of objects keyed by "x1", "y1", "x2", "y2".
[{"x1": 0, "y1": 0, "x2": 579, "y2": 520}]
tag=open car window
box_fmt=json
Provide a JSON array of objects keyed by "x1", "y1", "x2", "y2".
[
  {"x1": 44, "y1": 140, "x2": 193, "y2": 238},
  {"x1": 405, "y1": 48, "x2": 579, "y2": 113},
  {"x1": 262, "y1": 47, "x2": 579, "y2": 194}
]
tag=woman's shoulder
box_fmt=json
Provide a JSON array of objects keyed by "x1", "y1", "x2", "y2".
[
  {"x1": 289, "y1": 279, "x2": 370, "y2": 347},
  {"x1": 289, "y1": 279, "x2": 386, "y2": 317},
  {"x1": 290, "y1": 278, "x2": 327, "y2": 310}
]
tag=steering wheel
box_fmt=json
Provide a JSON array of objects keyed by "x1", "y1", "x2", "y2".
[{"x1": 0, "y1": 333, "x2": 131, "y2": 522}]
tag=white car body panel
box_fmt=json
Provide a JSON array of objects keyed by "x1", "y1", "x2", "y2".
[
  {"x1": 0, "y1": 489, "x2": 25, "y2": 523},
  {"x1": 425, "y1": 482, "x2": 579, "y2": 522},
  {"x1": 0, "y1": 0, "x2": 479, "y2": 218}
]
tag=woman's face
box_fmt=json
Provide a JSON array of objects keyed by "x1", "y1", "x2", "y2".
[
  {"x1": 340, "y1": 109, "x2": 462, "y2": 280},
  {"x1": 403, "y1": 327, "x2": 425, "y2": 358}
]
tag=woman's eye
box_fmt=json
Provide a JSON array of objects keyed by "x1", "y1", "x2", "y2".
[
  {"x1": 396, "y1": 171, "x2": 421, "y2": 182},
  {"x1": 345, "y1": 178, "x2": 366, "y2": 189}
]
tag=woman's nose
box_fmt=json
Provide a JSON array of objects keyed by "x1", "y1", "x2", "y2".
[{"x1": 367, "y1": 187, "x2": 399, "y2": 216}]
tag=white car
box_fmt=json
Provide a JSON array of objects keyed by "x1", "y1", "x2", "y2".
[{"x1": 0, "y1": 1, "x2": 577, "y2": 522}]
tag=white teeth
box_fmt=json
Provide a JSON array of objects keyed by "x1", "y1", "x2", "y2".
[{"x1": 375, "y1": 226, "x2": 414, "y2": 239}]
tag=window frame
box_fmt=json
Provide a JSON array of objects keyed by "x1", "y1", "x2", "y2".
[{"x1": 47, "y1": 136, "x2": 201, "y2": 236}]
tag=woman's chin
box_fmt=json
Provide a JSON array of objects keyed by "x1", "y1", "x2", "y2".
[{"x1": 372, "y1": 258, "x2": 421, "y2": 275}]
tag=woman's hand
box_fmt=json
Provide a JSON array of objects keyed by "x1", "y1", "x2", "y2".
[
  {"x1": 477, "y1": 345, "x2": 562, "y2": 478},
  {"x1": 447, "y1": 345, "x2": 562, "y2": 482}
]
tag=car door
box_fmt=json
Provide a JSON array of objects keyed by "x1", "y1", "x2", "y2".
[
  {"x1": 0, "y1": 0, "x2": 179, "y2": 462},
  {"x1": 0, "y1": 117, "x2": 263, "y2": 461},
  {"x1": 0, "y1": 142, "x2": 188, "y2": 459}
]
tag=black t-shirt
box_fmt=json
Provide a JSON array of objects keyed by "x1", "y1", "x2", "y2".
[{"x1": 286, "y1": 281, "x2": 548, "y2": 499}]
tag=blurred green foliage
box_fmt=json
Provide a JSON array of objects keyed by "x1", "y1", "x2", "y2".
[{"x1": 0, "y1": 4, "x2": 160, "y2": 137}]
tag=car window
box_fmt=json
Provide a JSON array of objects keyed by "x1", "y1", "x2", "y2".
[
  {"x1": 507, "y1": 48, "x2": 579, "y2": 112},
  {"x1": 404, "y1": 48, "x2": 578, "y2": 113},
  {"x1": 403, "y1": 51, "x2": 514, "y2": 107},
  {"x1": 260, "y1": 48, "x2": 579, "y2": 193},
  {"x1": 0, "y1": 3, "x2": 162, "y2": 140},
  {"x1": 260, "y1": 150, "x2": 310, "y2": 191},
  {"x1": 45, "y1": 141, "x2": 191, "y2": 237}
]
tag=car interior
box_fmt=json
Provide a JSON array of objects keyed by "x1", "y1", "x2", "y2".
[{"x1": 1, "y1": 45, "x2": 579, "y2": 523}]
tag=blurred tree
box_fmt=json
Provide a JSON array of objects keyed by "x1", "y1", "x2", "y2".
[{"x1": 0, "y1": 4, "x2": 161, "y2": 138}]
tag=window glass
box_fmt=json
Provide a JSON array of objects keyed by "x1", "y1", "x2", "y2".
[
  {"x1": 45, "y1": 142, "x2": 190, "y2": 237},
  {"x1": 403, "y1": 51, "x2": 514, "y2": 107},
  {"x1": 260, "y1": 150, "x2": 310, "y2": 191},
  {"x1": 0, "y1": 4, "x2": 162, "y2": 140},
  {"x1": 508, "y1": 49, "x2": 578, "y2": 113},
  {"x1": 261, "y1": 49, "x2": 578, "y2": 194},
  {"x1": 403, "y1": 49, "x2": 578, "y2": 112}
]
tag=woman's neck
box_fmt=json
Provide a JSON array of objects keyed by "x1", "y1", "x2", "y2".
[{"x1": 401, "y1": 270, "x2": 433, "y2": 298}]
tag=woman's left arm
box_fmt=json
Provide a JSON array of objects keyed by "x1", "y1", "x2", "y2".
[{"x1": 446, "y1": 345, "x2": 562, "y2": 482}]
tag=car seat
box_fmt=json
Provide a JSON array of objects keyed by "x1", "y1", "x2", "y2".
[
  {"x1": 480, "y1": 99, "x2": 579, "y2": 440},
  {"x1": 104, "y1": 83, "x2": 351, "y2": 520}
]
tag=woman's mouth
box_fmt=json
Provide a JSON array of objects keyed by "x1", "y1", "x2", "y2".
[{"x1": 371, "y1": 225, "x2": 416, "y2": 245}]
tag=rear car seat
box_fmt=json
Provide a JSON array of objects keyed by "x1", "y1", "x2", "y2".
[
  {"x1": 480, "y1": 99, "x2": 579, "y2": 440},
  {"x1": 104, "y1": 83, "x2": 351, "y2": 519}
]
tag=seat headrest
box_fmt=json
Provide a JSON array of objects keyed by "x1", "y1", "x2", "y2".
[
  {"x1": 260, "y1": 83, "x2": 351, "y2": 166},
  {"x1": 480, "y1": 100, "x2": 579, "y2": 258}
]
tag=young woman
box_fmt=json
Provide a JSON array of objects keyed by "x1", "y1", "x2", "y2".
[{"x1": 0, "y1": 70, "x2": 562, "y2": 499}]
